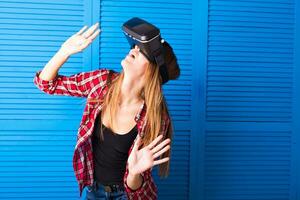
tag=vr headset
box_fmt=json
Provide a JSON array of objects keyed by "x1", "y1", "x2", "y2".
[{"x1": 122, "y1": 17, "x2": 169, "y2": 84}]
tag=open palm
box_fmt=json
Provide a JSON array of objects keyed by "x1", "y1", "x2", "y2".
[
  {"x1": 127, "y1": 134, "x2": 171, "y2": 176},
  {"x1": 59, "y1": 22, "x2": 101, "y2": 57}
]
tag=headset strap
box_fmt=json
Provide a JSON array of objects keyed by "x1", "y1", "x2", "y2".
[{"x1": 159, "y1": 64, "x2": 169, "y2": 84}]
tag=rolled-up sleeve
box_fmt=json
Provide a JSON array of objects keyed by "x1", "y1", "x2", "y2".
[
  {"x1": 123, "y1": 168, "x2": 158, "y2": 199},
  {"x1": 33, "y1": 69, "x2": 110, "y2": 98}
]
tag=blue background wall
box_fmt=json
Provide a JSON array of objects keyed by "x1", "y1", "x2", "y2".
[
  {"x1": 0, "y1": 0, "x2": 299, "y2": 200},
  {"x1": 194, "y1": 0, "x2": 300, "y2": 200}
]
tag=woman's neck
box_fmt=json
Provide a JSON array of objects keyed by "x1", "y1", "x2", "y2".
[{"x1": 119, "y1": 74, "x2": 144, "y2": 107}]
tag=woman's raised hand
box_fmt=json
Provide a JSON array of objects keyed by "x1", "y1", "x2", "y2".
[
  {"x1": 59, "y1": 22, "x2": 101, "y2": 57},
  {"x1": 127, "y1": 134, "x2": 171, "y2": 176}
]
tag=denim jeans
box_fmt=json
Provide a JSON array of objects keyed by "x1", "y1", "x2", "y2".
[{"x1": 85, "y1": 181, "x2": 127, "y2": 200}]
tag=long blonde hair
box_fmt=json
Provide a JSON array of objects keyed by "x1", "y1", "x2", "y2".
[{"x1": 88, "y1": 41, "x2": 180, "y2": 178}]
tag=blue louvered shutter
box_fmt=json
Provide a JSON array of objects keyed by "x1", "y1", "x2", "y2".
[
  {"x1": 199, "y1": 0, "x2": 299, "y2": 200},
  {"x1": 0, "y1": 1, "x2": 92, "y2": 199},
  {"x1": 98, "y1": 0, "x2": 192, "y2": 199}
]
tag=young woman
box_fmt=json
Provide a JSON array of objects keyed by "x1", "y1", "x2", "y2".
[{"x1": 33, "y1": 21, "x2": 180, "y2": 200}]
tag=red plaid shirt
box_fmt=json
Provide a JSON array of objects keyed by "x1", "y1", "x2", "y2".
[{"x1": 33, "y1": 68, "x2": 170, "y2": 199}]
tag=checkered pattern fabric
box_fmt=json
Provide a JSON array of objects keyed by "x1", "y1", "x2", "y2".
[{"x1": 33, "y1": 68, "x2": 170, "y2": 199}]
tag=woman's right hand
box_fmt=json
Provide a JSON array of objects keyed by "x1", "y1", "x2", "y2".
[{"x1": 59, "y1": 22, "x2": 101, "y2": 57}]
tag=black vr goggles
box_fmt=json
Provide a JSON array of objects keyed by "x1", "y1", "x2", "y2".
[{"x1": 122, "y1": 17, "x2": 169, "y2": 84}]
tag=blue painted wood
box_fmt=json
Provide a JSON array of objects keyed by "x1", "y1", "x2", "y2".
[
  {"x1": 1, "y1": 0, "x2": 299, "y2": 199},
  {"x1": 292, "y1": 0, "x2": 300, "y2": 199},
  {"x1": 202, "y1": 0, "x2": 299, "y2": 200},
  {"x1": 0, "y1": 0, "x2": 90, "y2": 199},
  {"x1": 191, "y1": 0, "x2": 208, "y2": 199}
]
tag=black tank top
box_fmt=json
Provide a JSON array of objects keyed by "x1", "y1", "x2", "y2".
[{"x1": 92, "y1": 112, "x2": 138, "y2": 185}]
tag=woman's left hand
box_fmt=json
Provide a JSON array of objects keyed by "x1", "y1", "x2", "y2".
[{"x1": 127, "y1": 134, "x2": 171, "y2": 176}]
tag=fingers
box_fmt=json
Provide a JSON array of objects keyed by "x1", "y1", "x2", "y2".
[
  {"x1": 79, "y1": 29, "x2": 100, "y2": 50},
  {"x1": 151, "y1": 138, "x2": 171, "y2": 155},
  {"x1": 147, "y1": 134, "x2": 163, "y2": 150},
  {"x1": 79, "y1": 40, "x2": 90, "y2": 51},
  {"x1": 76, "y1": 25, "x2": 88, "y2": 35},
  {"x1": 89, "y1": 29, "x2": 101, "y2": 41},
  {"x1": 82, "y1": 22, "x2": 99, "y2": 39},
  {"x1": 153, "y1": 157, "x2": 169, "y2": 166},
  {"x1": 153, "y1": 143, "x2": 170, "y2": 159}
]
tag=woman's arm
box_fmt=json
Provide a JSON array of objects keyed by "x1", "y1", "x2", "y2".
[
  {"x1": 123, "y1": 116, "x2": 171, "y2": 199},
  {"x1": 37, "y1": 49, "x2": 70, "y2": 82},
  {"x1": 39, "y1": 23, "x2": 100, "y2": 81},
  {"x1": 33, "y1": 23, "x2": 101, "y2": 97},
  {"x1": 126, "y1": 171, "x2": 144, "y2": 190},
  {"x1": 124, "y1": 166, "x2": 157, "y2": 199},
  {"x1": 34, "y1": 68, "x2": 110, "y2": 97}
]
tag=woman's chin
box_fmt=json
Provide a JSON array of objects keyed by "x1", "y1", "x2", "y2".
[
  {"x1": 121, "y1": 59, "x2": 130, "y2": 68},
  {"x1": 120, "y1": 60, "x2": 125, "y2": 68}
]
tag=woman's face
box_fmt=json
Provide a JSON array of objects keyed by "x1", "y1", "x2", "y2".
[{"x1": 121, "y1": 45, "x2": 150, "y2": 78}]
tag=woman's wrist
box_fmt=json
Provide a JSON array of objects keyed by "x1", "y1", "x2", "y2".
[
  {"x1": 57, "y1": 48, "x2": 71, "y2": 59},
  {"x1": 126, "y1": 171, "x2": 143, "y2": 191}
]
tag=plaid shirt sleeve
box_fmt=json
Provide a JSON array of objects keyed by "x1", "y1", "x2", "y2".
[
  {"x1": 123, "y1": 114, "x2": 171, "y2": 199},
  {"x1": 33, "y1": 68, "x2": 109, "y2": 98},
  {"x1": 123, "y1": 168, "x2": 157, "y2": 200}
]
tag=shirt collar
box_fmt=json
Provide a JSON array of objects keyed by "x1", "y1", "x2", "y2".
[{"x1": 134, "y1": 99, "x2": 146, "y2": 122}]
